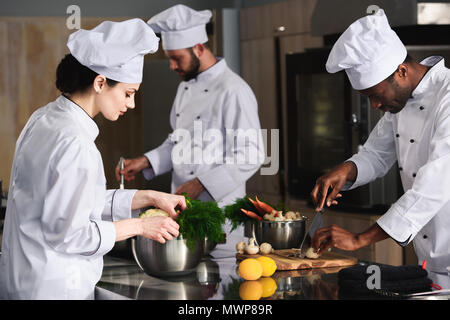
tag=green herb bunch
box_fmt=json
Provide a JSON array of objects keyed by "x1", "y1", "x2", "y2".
[
  {"x1": 223, "y1": 196, "x2": 259, "y2": 232},
  {"x1": 177, "y1": 195, "x2": 225, "y2": 250}
]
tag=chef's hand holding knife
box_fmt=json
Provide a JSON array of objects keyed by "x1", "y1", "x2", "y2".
[{"x1": 309, "y1": 161, "x2": 363, "y2": 253}]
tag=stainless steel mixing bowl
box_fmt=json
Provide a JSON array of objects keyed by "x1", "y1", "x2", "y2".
[
  {"x1": 253, "y1": 218, "x2": 307, "y2": 250},
  {"x1": 131, "y1": 235, "x2": 204, "y2": 277}
]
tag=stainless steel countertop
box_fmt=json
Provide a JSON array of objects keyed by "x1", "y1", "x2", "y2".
[
  {"x1": 97, "y1": 255, "x2": 450, "y2": 300},
  {"x1": 97, "y1": 254, "x2": 346, "y2": 300}
]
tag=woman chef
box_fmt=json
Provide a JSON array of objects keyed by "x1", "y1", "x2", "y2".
[{"x1": 0, "y1": 18, "x2": 185, "y2": 299}]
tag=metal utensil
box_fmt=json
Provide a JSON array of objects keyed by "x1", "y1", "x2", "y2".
[
  {"x1": 253, "y1": 218, "x2": 306, "y2": 250},
  {"x1": 131, "y1": 235, "x2": 204, "y2": 277},
  {"x1": 373, "y1": 288, "x2": 450, "y2": 299},
  {"x1": 119, "y1": 157, "x2": 125, "y2": 189},
  {"x1": 297, "y1": 208, "x2": 324, "y2": 258}
]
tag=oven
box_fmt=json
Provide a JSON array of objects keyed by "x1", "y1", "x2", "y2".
[{"x1": 285, "y1": 43, "x2": 450, "y2": 212}]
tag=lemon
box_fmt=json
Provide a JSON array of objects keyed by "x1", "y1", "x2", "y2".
[
  {"x1": 258, "y1": 277, "x2": 277, "y2": 298},
  {"x1": 256, "y1": 256, "x2": 277, "y2": 277},
  {"x1": 239, "y1": 280, "x2": 263, "y2": 300},
  {"x1": 238, "y1": 258, "x2": 263, "y2": 280}
]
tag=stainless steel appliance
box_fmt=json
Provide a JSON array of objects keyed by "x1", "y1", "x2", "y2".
[
  {"x1": 286, "y1": 33, "x2": 450, "y2": 212},
  {"x1": 131, "y1": 235, "x2": 204, "y2": 277}
]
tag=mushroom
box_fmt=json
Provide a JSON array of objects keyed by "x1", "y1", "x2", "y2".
[
  {"x1": 244, "y1": 237, "x2": 259, "y2": 255},
  {"x1": 263, "y1": 213, "x2": 275, "y2": 222},
  {"x1": 305, "y1": 247, "x2": 321, "y2": 259},
  {"x1": 259, "y1": 242, "x2": 273, "y2": 255},
  {"x1": 285, "y1": 211, "x2": 297, "y2": 220},
  {"x1": 236, "y1": 241, "x2": 246, "y2": 254}
]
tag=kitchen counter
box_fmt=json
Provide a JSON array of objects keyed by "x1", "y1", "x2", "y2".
[
  {"x1": 98, "y1": 253, "x2": 450, "y2": 301},
  {"x1": 95, "y1": 254, "x2": 363, "y2": 300},
  {"x1": 98, "y1": 254, "x2": 343, "y2": 300}
]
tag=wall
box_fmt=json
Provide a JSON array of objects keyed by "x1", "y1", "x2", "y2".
[
  {"x1": 0, "y1": 0, "x2": 236, "y2": 16},
  {"x1": 0, "y1": 1, "x2": 244, "y2": 193}
]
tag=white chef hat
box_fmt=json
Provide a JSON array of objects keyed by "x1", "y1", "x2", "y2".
[
  {"x1": 147, "y1": 4, "x2": 212, "y2": 50},
  {"x1": 67, "y1": 18, "x2": 159, "y2": 83},
  {"x1": 326, "y1": 9, "x2": 407, "y2": 90}
]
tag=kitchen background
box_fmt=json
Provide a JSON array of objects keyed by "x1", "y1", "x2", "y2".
[{"x1": 1, "y1": 0, "x2": 450, "y2": 266}]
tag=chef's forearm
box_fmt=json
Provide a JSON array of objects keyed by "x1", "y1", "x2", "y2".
[
  {"x1": 131, "y1": 190, "x2": 156, "y2": 210},
  {"x1": 356, "y1": 223, "x2": 390, "y2": 248},
  {"x1": 113, "y1": 218, "x2": 142, "y2": 242}
]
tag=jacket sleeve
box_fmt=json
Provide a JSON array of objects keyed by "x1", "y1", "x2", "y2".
[
  {"x1": 377, "y1": 94, "x2": 450, "y2": 244},
  {"x1": 102, "y1": 189, "x2": 139, "y2": 221},
  {"x1": 143, "y1": 134, "x2": 174, "y2": 179},
  {"x1": 197, "y1": 85, "x2": 265, "y2": 201},
  {"x1": 41, "y1": 137, "x2": 115, "y2": 258},
  {"x1": 344, "y1": 113, "x2": 398, "y2": 190}
]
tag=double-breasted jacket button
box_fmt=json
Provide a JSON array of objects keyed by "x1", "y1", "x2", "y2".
[
  {"x1": 410, "y1": 139, "x2": 415, "y2": 143},
  {"x1": 419, "y1": 106, "x2": 425, "y2": 110},
  {"x1": 412, "y1": 173, "x2": 417, "y2": 177},
  {"x1": 423, "y1": 234, "x2": 428, "y2": 239},
  {"x1": 396, "y1": 133, "x2": 400, "y2": 138}
]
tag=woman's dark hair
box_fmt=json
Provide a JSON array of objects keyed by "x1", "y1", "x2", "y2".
[{"x1": 56, "y1": 53, "x2": 118, "y2": 94}]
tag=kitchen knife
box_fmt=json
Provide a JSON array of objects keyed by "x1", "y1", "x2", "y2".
[
  {"x1": 308, "y1": 207, "x2": 324, "y2": 238},
  {"x1": 297, "y1": 208, "x2": 324, "y2": 258}
]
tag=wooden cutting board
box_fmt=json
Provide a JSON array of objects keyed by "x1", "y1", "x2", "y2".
[{"x1": 236, "y1": 249, "x2": 358, "y2": 271}]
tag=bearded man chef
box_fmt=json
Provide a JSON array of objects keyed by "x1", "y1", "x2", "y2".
[
  {"x1": 116, "y1": 5, "x2": 265, "y2": 257},
  {"x1": 310, "y1": 9, "x2": 450, "y2": 285}
]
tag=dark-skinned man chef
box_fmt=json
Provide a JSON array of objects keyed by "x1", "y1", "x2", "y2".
[{"x1": 310, "y1": 9, "x2": 450, "y2": 284}]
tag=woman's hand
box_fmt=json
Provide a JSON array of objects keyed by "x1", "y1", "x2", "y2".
[
  {"x1": 150, "y1": 191, "x2": 187, "y2": 218},
  {"x1": 139, "y1": 216, "x2": 180, "y2": 244},
  {"x1": 132, "y1": 190, "x2": 187, "y2": 219}
]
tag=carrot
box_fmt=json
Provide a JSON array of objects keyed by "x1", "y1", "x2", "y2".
[
  {"x1": 248, "y1": 197, "x2": 266, "y2": 215},
  {"x1": 255, "y1": 196, "x2": 275, "y2": 214},
  {"x1": 240, "y1": 209, "x2": 263, "y2": 221}
]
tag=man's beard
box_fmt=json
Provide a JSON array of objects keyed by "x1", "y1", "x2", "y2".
[{"x1": 177, "y1": 49, "x2": 200, "y2": 82}]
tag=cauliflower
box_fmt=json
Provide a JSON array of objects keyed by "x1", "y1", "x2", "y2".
[{"x1": 140, "y1": 208, "x2": 170, "y2": 218}]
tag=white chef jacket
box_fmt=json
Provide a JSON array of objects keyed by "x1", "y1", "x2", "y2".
[
  {"x1": 0, "y1": 95, "x2": 138, "y2": 299},
  {"x1": 142, "y1": 58, "x2": 264, "y2": 257},
  {"x1": 347, "y1": 56, "x2": 450, "y2": 273}
]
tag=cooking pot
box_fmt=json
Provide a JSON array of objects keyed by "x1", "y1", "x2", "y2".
[
  {"x1": 252, "y1": 217, "x2": 307, "y2": 250},
  {"x1": 131, "y1": 235, "x2": 204, "y2": 277}
]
